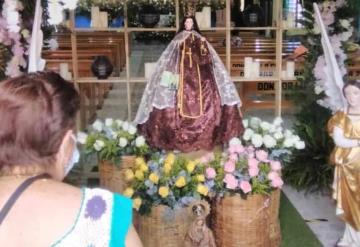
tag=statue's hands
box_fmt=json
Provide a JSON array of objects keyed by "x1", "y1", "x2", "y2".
[{"x1": 201, "y1": 37, "x2": 206, "y2": 42}]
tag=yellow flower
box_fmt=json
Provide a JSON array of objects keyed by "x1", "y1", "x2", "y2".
[
  {"x1": 140, "y1": 163, "x2": 149, "y2": 172},
  {"x1": 159, "y1": 186, "x2": 169, "y2": 198},
  {"x1": 123, "y1": 187, "x2": 134, "y2": 198},
  {"x1": 186, "y1": 161, "x2": 196, "y2": 173},
  {"x1": 164, "y1": 153, "x2": 176, "y2": 165},
  {"x1": 124, "y1": 169, "x2": 134, "y2": 181},
  {"x1": 135, "y1": 169, "x2": 144, "y2": 180},
  {"x1": 196, "y1": 174, "x2": 205, "y2": 182},
  {"x1": 133, "y1": 197, "x2": 142, "y2": 210},
  {"x1": 197, "y1": 184, "x2": 209, "y2": 196},
  {"x1": 135, "y1": 157, "x2": 146, "y2": 168},
  {"x1": 164, "y1": 162, "x2": 172, "y2": 174},
  {"x1": 175, "y1": 176, "x2": 186, "y2": 188},
  {"x1": 149, "y1": 173, "x2": 159, "y2": 184}
]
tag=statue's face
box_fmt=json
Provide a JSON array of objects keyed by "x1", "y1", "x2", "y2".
[
  {"x1": 192, "y1": 204, "x2": 205, "y2": 217},
  {"x1": 344, "y1": 85, "x2": 360, "y2": 108},
  {"x1": 185, "y1": 18, "x2": 194, "y2": 31}
]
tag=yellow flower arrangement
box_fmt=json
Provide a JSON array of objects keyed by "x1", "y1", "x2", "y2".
[
  {"x1": 196, "y1": 174, "x2": 205, "y2": 182},
  {"x1": 125, "y1": 169, "x2": 134, "y2": 181},
  {"x1": 135, "y1": 169, "x2": 145, "y2": 180},
  {"x1": 133, "y1": 197, "x2": 142, "y2": 210},
  {"x1": 149, "y1": 173, "x2": 159, "y2": 184},
  {"x1": 164, "y1": 153, "x2": 176, "y2": 165},
  {"x1": 164, "y1": 162, "x2": 173, "y2": 174},
  {"x1": 123, "y1": 187, "x2": 134, "y2": 198},
  {"x1": 159, "y1": 186, "x2": 169, "y2": 198},
  {"x1": 175, "y1": 176, "x2": 186, "y2": 188},
  {"x1": 186, "y1": 161, "x2": 196, "y2": 173},
  {"x1": 135, "y1": 157, "x2": 147, "y2": 168},
  {"x1": 197, "y1": 184, "x2": 209, "y2": 196}
]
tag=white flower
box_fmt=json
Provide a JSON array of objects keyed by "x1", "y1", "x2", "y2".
[
  {"x1": 295, "y1": 141, "x2": 305, "y2": 149},
  {"x1": 339, "y1": 19, "x2": 350, "y2": 29},
  {"x1": 128, "y1": 125, "x2": 137, "y2": 135},
  {"x1": 251, "y1": 134, "x2": 263, "y2": 148},
  {"x1": 268, "y1": 124, "x2": 277, "y2": 133},
  {"x1": 315, "y1": 85, "x2": 324, "y2": 95},
  {"x1": 242, "y1": 119, "x2": 249, "y2": 128},
  {"x1": 115, "y1": 119, "x2": 123, "y2": 127},
  {"x1": 250, "y1": 117, "x2": 261, "y2": 129},
  {"x1": 119, "y1": 137, "x2": 128, "y2": 148},
  {"x1": 273, "y1": 117, "x2": 283, "y2": 126},
  {"x1": 263, "y1": 135, "x2": 276, "y2": 148},
  {"x1": 260, "y1": 121, "x2": 271, "y2": 131},
  {"x1": 273, "y1": 132, "x2": 284, "y2": 140},
  {"x1": 243, "y1": 128, "x2": 254, "y2": 141},
  {"x1": 61, "y1": 0, "x2": 78, "y2": 10},
  {"x1": 92, "y1": 119, "x2": 103, "y2": 132},
  {"x1": 284, "y1": 130, "x2": 293, "y2": 138},
  {"x1": 122, "y1": 121, "x2": 129, "y2": 131},
  {"x1": 229, "y1": 137, "x2": 242, "y2": 146},
  {"x1": 47, "y1": 38, "x2": 59, "y2": 51},
  {"x1": 105, "y1": 118, "x2": 114, "y2": 127},
  {"x1": 77, "y1": 132, "x2": 88, "y2": 144},
  {"x1": 135, "y1": 136, "x2": 146, "y2": 147},
  {"x1": 283, "y1": 138, "x2": 294, "y2": 148},
  {"x1": 94, "y1": 140, "x2": 105, "y2": 151}
]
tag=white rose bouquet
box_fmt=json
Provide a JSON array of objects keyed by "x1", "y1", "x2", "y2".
[
  {"x1": 241, "y1": 117, "x2": 305, "y2": 160},
  {"x1": 77, "y1": 118, "x2": 150, "y2": 165}
]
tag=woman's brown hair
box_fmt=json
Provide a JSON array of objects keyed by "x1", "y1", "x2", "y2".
[{"x1": 0, "y1": 72, "x2": 80, "y2": 171}]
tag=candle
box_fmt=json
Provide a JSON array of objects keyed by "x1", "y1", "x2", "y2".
[
  {"x1": 202, "y1": 7, "x2": 211, "y2": 28},
  {"x1": 244, "y1": 57, "x2": 253, "y2": 78},
  {"x1": 91, "y1": 6, "x2": 100, "y2": 28},
  {"x1": 252, "y1": 61, "x2": 260, "y2": 78},
  {"x1": 286, "y1": 61, "x2": 295, "y2": 78}
]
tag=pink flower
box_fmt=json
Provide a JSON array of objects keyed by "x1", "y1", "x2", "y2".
[
  {"x1": 239, "y1": 180, "x2": 252, "y2": 194},
  {"x1": 224, "y1": 161, "x2": 235, "y2": 173},
  {"x1": 255, "y1": 150, "x2": 268, "y2": 162},
  {"x1": 270, "y1": 161, "x2": 281, "y2": 171},
  {"x1": 249, "y1": 167, "x2": 259, "y2": 177},
  {"x1": 224, "y1": 174, "x2": 238, "y2": 189},
  {"x1": 267, "y1": 171, "x2": 279, "y2": 181},
  {"x1": 229, "y1": 153, "x2": 238, "y2": 162},
  {"x1": 248, "y1": 158, "x2": 259, "y2": 168},
  {"x1": 229, "y1": 144, "x2": 245, "y2": 154},
  {"x1": 205, "y1": 167, "x2": 216, "y2": 179},
  {"x1": 270, "y1": 177, "x2": 284, "y2": 188}
]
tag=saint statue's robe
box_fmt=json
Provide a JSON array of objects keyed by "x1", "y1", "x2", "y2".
[{"x1": 138, "y1": 32, "x2": 244, "y2": 152}]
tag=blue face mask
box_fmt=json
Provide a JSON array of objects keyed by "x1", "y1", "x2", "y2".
[{"x1": 64, "y1": 134, "x2": 80, "y2": 176}]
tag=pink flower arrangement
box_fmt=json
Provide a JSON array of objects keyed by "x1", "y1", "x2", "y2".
[{"x1": 202, "y1": 139, "x2": 283, "y2": 197}]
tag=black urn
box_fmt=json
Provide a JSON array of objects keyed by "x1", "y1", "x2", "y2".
[
  {"x1": 139, "y1": 4, "x2": 160, "y2": 28},
  {"x1": 91, "y1": 56, "x2": 113, "y2": 79}
]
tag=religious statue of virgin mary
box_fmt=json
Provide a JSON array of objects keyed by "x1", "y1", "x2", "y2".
[{"x1": 134, "y1": 7, "x2": 244, "y2": 153}]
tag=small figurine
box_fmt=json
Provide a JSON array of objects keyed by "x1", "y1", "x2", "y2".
[{"x1": 184, "y1": 201, "x2": 216, "y2": 247}]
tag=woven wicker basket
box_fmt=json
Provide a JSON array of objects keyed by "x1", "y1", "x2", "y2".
[
  {"x1": 99, "y1": 156, "x2": 135, "y2": 194},
  {"x1": 211, "y1": 190, "x2": 281, "y2": 247},
  {"x1": 135, "y1": 205, "x2": 192, "y2": 247}
]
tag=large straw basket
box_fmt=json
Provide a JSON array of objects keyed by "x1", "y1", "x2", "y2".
[
  {"x1": 99, "y1": 156, "x2": 135, "y2": 194},
  {"x1": 211, "y1": 190, "x2": 281, "y2": 247},
  {"x1": 135, "y1": 205, "x2": 192, "y2": 247}
]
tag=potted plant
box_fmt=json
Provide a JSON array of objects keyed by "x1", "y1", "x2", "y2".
[
  {"x1": 201, "y1": 137, "x2": 284, "y2": 247},
  {"x1": 124, "y1": 152, "x2": 210, "y2": 247},
  {"x1": 77, "y1": 118, "x2": 150, "y2": 193}
]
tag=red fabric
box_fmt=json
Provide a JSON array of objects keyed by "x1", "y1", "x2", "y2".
[{"x1": 138, "y1": 35, "x2": 244, "y2": 152}]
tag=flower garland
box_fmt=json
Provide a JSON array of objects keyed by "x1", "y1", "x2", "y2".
[
  {"x1": 313, "y1": 0, "x2": 355, "y2": 110},
  {"x1": 47, "y1": 0, "x2": 79, "y2": 25},
  {"x1": 0, "y1": 0, "x2": 27, "y2": 78}
]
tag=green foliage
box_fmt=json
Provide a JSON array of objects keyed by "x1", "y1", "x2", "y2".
[
  {"x1": 283, "y1": 102, "x2": 334, "y2": 192},
  {"x1": 283, "y1": 0, "x2": 354, "y2": 192}
]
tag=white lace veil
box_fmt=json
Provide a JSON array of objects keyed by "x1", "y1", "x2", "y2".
[{"x1": 134, "y1": 31, "x2": 242, "y2": 125}]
